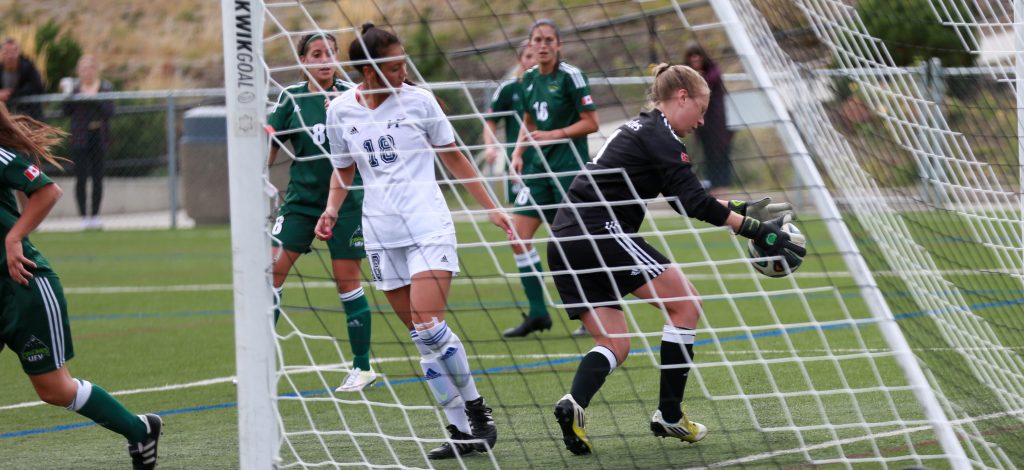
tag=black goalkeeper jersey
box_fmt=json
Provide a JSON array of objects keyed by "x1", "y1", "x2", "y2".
[{"x1": 550, "y1": 109, "x2": 731, "y2": 234}]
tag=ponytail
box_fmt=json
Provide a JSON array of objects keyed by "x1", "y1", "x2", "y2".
[{"x1": 0, "y1": 102, "x2": 66, "y2": 169}]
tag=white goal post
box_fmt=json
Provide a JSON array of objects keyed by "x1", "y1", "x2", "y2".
[{"x1": 221, "y1": 0, "x2": 278, "y2": 468}]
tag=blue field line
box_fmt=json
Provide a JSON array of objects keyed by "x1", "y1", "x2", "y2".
[
  {"x1": 72, "y1": 287, "x2": 1024, "y2": 322},
  {"x1": 4, "y1": 295, "x2": 1021, "y2": 440}
]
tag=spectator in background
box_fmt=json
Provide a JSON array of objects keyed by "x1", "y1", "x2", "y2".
[
  {"x1": 63, "y1": 55, "x2": 114, "y2": 230},
  {"x1": 0, "y1": 39, "x2": 45, "y2": 120},
  {"x1": 685, "y1": 41, "x2": 733, "y2": 199}
]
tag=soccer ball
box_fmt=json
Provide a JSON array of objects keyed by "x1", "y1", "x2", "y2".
[{"x1": 747, "y1": 222, "x2": 806, "y2": 278}]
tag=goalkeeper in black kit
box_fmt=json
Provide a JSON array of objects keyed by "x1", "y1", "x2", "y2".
[{"x1": 547, "y1": 63, "x2": 804, "y2": 455}]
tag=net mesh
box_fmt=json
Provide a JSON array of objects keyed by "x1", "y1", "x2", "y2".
[{"x1": 244, "y1": 1, "x2": 1024, "y2": 467}]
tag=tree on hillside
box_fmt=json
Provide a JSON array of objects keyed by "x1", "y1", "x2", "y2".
[
  {"x1": 857, "y1": 0, "x2": 973, "y2": 67},
  {"x1": 36, "y1": 20, "x2": 83, "y2": 92}
]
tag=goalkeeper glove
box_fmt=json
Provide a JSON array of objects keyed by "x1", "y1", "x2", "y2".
[
  {"x1": 729, "y1": 197, "x2": 794, "y2": 222},
  {"x1": 738, "y1": 214, "x2": 807, "y2": 265}
]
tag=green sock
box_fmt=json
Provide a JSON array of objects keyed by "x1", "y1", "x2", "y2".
[
  {"x1": 341, "y1": 288, "x2": 372, "y2": 371},
  {"x1": 273, "y1": 286, "x2": 283, "y2": 325},
  {"x1": 515, "y1": 249, "x2": 549, "y2": 319},
  {"x1": 69, "y1": 379, "x2": 147, "y2": 443}
]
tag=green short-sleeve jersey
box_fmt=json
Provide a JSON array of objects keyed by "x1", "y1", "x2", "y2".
[
  {"x1": 487, "y1": 78, "x2": 539, "y2": 171},
  {"x1": 488, "y1": 79, "x2": 526, "y2": 146},
  {"x1": 0, "y1": 147, "x2": 54, "y2": 277},
  {"x1": 268, "y1": 78, "x2": 363, "y2": 217},
  {"x1": 521, "y1": 62, "x2": 597, "y2": 173}
]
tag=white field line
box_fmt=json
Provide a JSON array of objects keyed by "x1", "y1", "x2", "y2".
[
  {"x1": 698, "y1": 424, "x2": 934, "y2": 468},
  {"x1": 63, "y1": 268, "x2": 1012, "y2": 295},
  {"x1": 0, "y1": 348, "x2": 979, "y2": 412},
  {"x1": 698, "y1": 409, "x2": 1024, "y2": 469}
]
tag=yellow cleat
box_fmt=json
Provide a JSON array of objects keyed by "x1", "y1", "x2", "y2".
[
  {"x1": 650, "y1": 409, "x2": 707, "y2": 444},
  {"x1": 553, "y1": 394, "x2": 593, "y2": 455}
]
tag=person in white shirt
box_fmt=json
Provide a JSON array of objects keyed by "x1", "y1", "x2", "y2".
[{"x1": 315, "y1": 22, "x2": 512, "y2": 461}]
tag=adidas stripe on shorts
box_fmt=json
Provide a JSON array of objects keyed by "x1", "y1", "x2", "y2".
[{"x1": 548, "y1": 220, "x2": 669, "y2": 319}]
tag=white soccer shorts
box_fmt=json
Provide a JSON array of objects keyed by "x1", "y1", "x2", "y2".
[{"x1": 366, "y1": 234, "x2": 460, "y2": 291}]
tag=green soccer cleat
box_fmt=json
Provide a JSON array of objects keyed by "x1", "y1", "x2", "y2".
[
  {"x1": 553, "y1": 394, "x2": 593, "y2": 455},
  {"x1": 650, "y1": 409, "x2": 707, "y2": 444}
]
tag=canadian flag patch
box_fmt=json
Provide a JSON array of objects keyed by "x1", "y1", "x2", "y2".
[
  {"x1": 680, "y1": 152, "x2": 689, "y2": 163},
  {"x1": 581, "y1": 95, "x2": 593, "y2": 106},
  {"x1": 24, "y1": 165, "x2": 40, "y2": 181}
]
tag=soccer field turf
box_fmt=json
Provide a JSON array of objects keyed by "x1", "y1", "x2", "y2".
[{"x1": 1, "y1": 218, "x2": 1020, "y2": 468}]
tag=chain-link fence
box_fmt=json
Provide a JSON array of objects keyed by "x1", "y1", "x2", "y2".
[
  {"x1": 17, "y1": 89, "x2": 225, "y2": 230},
  {"x1": 12, "y1": 60, "x2": 1017, "y2": 231}
]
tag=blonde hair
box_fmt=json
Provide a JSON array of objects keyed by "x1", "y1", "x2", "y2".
[
  {"x1": 0, "y1": 102, "x2": 67, "y2": 169},
  {"x1": 648, "y1": 63, "x2": 709, "y2": 104}
]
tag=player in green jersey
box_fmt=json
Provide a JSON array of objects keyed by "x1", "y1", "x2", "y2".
[
  {"x1": 0, "y1": 103, "x2": 162, "y2": 469},
  {"x1": 503, "y1": 19, "x2": 599, "y2": 338},
  {"x1": 266, "y1": 32, "x2": 376, "y2": 392},
  {"x1": 483, "y1": 40, "x2": 535, "y2": 204}
]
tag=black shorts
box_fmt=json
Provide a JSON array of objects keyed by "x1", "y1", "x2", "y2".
[{"x1": 547, "y1": 221, "x2": 669, "y2": 319}]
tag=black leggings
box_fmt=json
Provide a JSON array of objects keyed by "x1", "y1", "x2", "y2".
[{"x1": 73, "y1": 130, "x2": 105, "y2": 217}]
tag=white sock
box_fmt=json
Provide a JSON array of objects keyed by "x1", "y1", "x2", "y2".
[
  {"x1": 338, "y1": 287, "x2": 364, "y2": 303},
  {"x1": 66, "y1": 379, "x2": 93, "y2": 411},
  {"x1": 420, "y1": 355, "x2": 470, "y2": 434},
  {"x1": 409, "y1": 329, "x2": 433, "y2": 356},
  {"x1": 417, "y1": 321, "x2": 480, "y2": 402},
  {"x1": 513, "y1": 249, "x2": 542, "y2": 268}
]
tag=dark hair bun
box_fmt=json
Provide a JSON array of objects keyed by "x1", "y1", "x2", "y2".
[{"x1": 361, "y1": 22, "x2": 375, "y2": 34}]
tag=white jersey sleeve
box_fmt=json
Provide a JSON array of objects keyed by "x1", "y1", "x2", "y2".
[
  {"x1": 424, "y1": 95, "x2": 456, "y2": 147},
  {"x1": 326, "y1": 96, "x2": 353, "y2": 168}
]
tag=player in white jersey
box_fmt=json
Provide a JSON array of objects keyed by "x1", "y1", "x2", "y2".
[{"x1": 315, "y1": 23, "x2": 513, "y2": 461}]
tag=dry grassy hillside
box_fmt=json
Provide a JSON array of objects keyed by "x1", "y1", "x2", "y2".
[{"x1": 0, "y1": 0, "x2": 728, "y2": 90}]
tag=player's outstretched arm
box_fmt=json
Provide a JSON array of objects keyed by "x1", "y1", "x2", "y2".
[
  {"x1": 729, "y1": 212, "x2": 806, "y2": 266},
  {"x1": 436, "y1": 143, "x2": 513, "y2": 239},
  {"x1": 725, "y1": 197, "x2": 794, "y2": 222},
  {"x1": 315, "y1": 165, "x2": 355, "y2": 241}
]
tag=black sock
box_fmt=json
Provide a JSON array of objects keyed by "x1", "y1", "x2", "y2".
[
  {"x1": 659, "y1": 334, "x2": 694, "y2": 423},
  {"x1": 570, "y1": 348, "x2": 616, "y2": 408}
]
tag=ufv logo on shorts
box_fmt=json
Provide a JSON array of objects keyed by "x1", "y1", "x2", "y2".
[{"x1": 21, "y1": 336, "x2": 50, "y2": 363}]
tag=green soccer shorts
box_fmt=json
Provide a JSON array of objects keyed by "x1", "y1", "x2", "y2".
[
  {"x1": 0, "y1": 273, "x2": 75, "y2": 375},
  {"x1": 512, "y1": 172, "x2": 578, "y2": 224},
  {"x1": 272, "y1": 208, "x2": 366, "y2": 260}
]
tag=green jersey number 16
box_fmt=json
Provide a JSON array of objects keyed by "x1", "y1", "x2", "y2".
[{"x1": 532, "y1": 101, "x2": 549, "y2": 122}]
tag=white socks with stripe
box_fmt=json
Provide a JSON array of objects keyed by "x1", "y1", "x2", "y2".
[
  {"x1": 416, "y1": 320, "x2": 480, "y2": 402},
  {"x1": 411, "y1": 327, "x2": 471, "y2": 434}
]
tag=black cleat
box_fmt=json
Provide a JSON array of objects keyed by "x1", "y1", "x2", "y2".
[
  {"x1": 465, "y1": 397, "x2": 497, "y2": 452},
  {"x1": 427, "y1": 424, "x2": 477, "y2": 460},
  {"x1": 553, "y1": 394, "x2": 592, "y2": 455},
  {"x1": 502, "y1": 314, "x2": 552, "y2": 338},
  {"x1": 128, "y1": 414, "x2": 163, "y2": 470}
]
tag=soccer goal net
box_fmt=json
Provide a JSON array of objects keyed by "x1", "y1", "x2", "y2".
[{"x1": 222, "y1": 0, "x2": 1023, "y2": 468}]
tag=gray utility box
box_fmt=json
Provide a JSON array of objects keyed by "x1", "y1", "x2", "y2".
[
  {"x1": 181, "y1": 106, "x2": 231, "y2": 225},
  {"x1": 180, "y1": 106, "x2": 292, "y2": 225}
]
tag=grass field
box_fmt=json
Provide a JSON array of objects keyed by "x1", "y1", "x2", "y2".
[{"x1": 1, "y1": 216, "x2": 1021, "y2": 469}]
